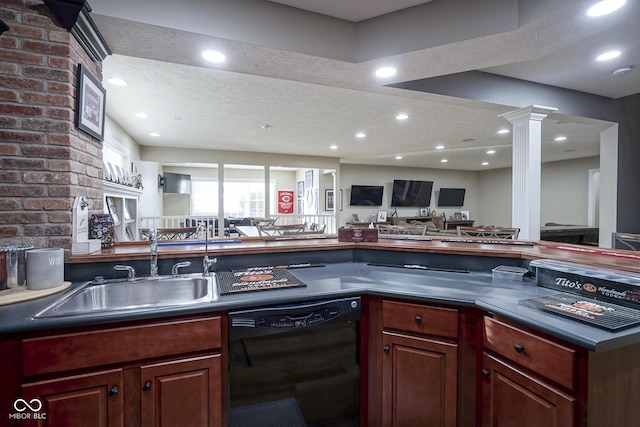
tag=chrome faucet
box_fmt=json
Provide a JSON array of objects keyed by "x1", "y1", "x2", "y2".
[
  {"x1": 172, "y1": 261, "x2": 191, "y2": 276},
  {"x1": 203, "y1": 221, "x2": 216, "y2": 276},
  {"x1": 114, "y1": 264, "x2": 136, "y2": 280},
  {"x1": 149, "y1": 228, "x2": 158, "y2": 277}
]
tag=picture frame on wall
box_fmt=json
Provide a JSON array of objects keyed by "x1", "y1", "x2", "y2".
[
  {"x1": 297, "y1": 181, "x2": 304, "y2": 199},
  {"x1": 305, "y1": 170, "x2": 313, "y2": 189},
  {"x1": 325, "y1": 189, "x2": 334, "y2": 211},
  {"x1": 76, "y1": 63, "x2": 106, "y2": 141}
]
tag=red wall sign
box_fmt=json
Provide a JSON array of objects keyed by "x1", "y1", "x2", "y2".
[{"x1": 278, "y1": 190, "x2": 294, "y2": 214}]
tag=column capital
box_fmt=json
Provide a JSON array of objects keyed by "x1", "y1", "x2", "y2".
[{"x1": 499, "y1": 105, "x2": 558, "y2": 124}]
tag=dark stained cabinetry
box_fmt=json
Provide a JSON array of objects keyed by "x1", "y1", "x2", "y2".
[
  {"x1": 480, "y1": 316, "x2": 577, "y2": 427},
  {"x1": 380, "y1": 300, "x2": 459, "y2": 427},
  {"x1": 18, "y1": 316, "x2": 224, "y2": 427},
  {"x1": 22, "y1": 369, "x2": 124, "y2": 427},
  {"x1": 139, "y1": 355, "x2": 221, "y2": 427}
]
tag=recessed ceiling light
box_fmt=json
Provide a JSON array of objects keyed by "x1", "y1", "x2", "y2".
[
  {"x1": 330, "y1": 145, "x2": 338, "y2": 150},
  {"x1": 596, "y1": 50, "x2": 621, "y2": 61},
  {"x1": 587, "y1": 0, "x2": 626, "y2": 17},
  {"x1": 555, "y1": 136, "x2": 567, "y2": 141},
  {"x1": 395, "y1": 155, "x2": 403, "y2": 160},
  {"x1": 375, "y1": 67, "x2": 396, "y2": 78},
  {"x1": 202, "y1": 50, "x2": 226, "y2": 63},
  {"x1": 435, "y1": 145, "x2": 445, "y2": 150},
  {"x1": 107, "y1": 78, "x2": 127, "y2": 86},
  {"x1": 486, "y1": 149, "x2": 496, "y2": 154},
  {"x1": 149, "y1": 132, "x2": 160, "y2": 137},
  {"x1": 396, "y1": 113, "x2": 408, "y2": 121},
  {"x1": 612, "y1": 66, "x2": 633, "y2": 76},
  {"x1": 440, "y1": 159, "x2": 448, "y2": 163},
  {"x1": 482, "y1": 162, "x2": 489, "y2": 166},
  {"x1": 356, "y1": 132, "x2": 366, "y2": 138},
  {"x1": 134, "y1": 112, "x2": 148, "y2": 119},
  {"x1": 497, "y1": 129, "x2": 509, "y2": 134}
]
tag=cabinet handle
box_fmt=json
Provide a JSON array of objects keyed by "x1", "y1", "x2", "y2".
[
  {"x1": 481, "y1": 369, "x2": 490, "y2": 377},
  {"x1": 414, "y1": 315, "x2": 422, "y2": 324},
  {"x1": 143, "y1": 381, "x2": 152, "y2": 392},
  {"x1": 514, "y1": 344, "x2": 525, "y2": 353},
  {"x1": 109, "y1": 386, "x2": 119, "y2": 397},
  {"x1": 383, "y1": 345, "x2": 390, "y2": 353}
]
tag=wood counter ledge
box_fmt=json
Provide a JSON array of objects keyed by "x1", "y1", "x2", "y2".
[{"x1": 67, "y1": 236, "x2": 640, "y2": 275}]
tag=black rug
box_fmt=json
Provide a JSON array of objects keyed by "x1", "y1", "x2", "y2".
[{"x1": 230, "y1": 397, "x2": 307, "y2": 427}]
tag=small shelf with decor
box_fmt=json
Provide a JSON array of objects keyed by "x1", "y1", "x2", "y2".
[
  {"x1": 389, "y1": 216, "x2": 444, "y2": 230},
  {"x1": 104, "y1": 181, "x2": 143, "y2": 242}
]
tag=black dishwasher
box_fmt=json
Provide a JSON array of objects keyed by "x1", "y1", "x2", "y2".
[{"x1": 228, "y1": 297, "x2": 361, "y2": 427}]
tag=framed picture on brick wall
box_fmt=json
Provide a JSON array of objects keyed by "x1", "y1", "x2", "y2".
[{"x1": 76, "y1": 64, "x2": 106, "y2": 140}]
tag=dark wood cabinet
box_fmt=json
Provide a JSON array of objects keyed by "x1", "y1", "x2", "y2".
[
  {"x1": 19, "y1": 316, "x2": 224, "y2": 427},
  {"x1": 22, "y1": 369, "x2": 124, "y2": 427},
  {"x1": 378, "y1": 300, "x2": 459, "y2": 427},
  {"x1": 140, "y1": 355, "x2": 222, "y2": 427},
  {"x1": 480, "y1": 316, "x2": 576, "y2": 427},
  {"x1": 382, "y1": 332, "x2": 458, "y2": 427},
  {"x1": 481, "y1": 352, "x2": 574, "y2": 427}
]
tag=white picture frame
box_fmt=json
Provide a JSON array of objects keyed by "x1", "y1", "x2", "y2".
[{"x1": 376, "y1": 210, "x2": 388, "y2": 222}]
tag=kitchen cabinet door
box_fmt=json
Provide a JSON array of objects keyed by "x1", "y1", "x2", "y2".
[
  {"x1": 382, "y1": 332, "x2": 458, "y2": 427},
  {"x1": 140, "y1": 354, "x2": 222, "y2": 427},
  {"x1": 21, "y1": 369, "x2": 123, "y2": 427},
  {"x1": 481, "y1": 352, "x2": 575, "y2": 427}
]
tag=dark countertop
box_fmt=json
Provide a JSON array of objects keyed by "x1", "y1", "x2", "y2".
[{"x1": 3, "y1": 261, "x2": 640, "y2": 353}]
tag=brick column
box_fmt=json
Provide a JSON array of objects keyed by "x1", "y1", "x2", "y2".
[{"x1": 0, "y1": 0, "x2": 104, "y2": 250}]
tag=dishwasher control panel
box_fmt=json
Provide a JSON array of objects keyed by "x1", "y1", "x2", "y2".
[{"x1": 229, "y1": 297, "x2": 360, "y2": 339}]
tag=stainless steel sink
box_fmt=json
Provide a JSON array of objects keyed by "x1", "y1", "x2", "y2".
[{"x1": 33, "y1": 274, "x2": 219, "y2": 318}]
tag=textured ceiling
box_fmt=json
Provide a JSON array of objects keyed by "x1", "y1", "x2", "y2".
[
  {"x1": 267, "y1": 0, "x2": 434, "y2": 22},
  {"x1": 90, "y1": 0, "x2": 639, "y2": 171}
]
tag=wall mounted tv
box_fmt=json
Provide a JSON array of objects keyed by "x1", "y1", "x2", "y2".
[
  {"x1": 391, "y1": 180, "x2": 433, "y2": 207},
  {"x1": 349, "y1": 185, "x2": 384, "y2": 206},
  {"x1": 161, "y1": 172, "x2": 191, "y2": 194},
  {"x1": 437, "y1": 188, "x2": 466, "y2": 207}
]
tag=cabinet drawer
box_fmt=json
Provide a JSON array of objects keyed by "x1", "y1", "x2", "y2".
[
  {"x1": 483, "y1": 317, "x2": 576, "y2": 390},
  {"x1": 23, "y1": 316, "x2": 221, "y2": 377},
  {"x1": 383, "y1": 300, "x2": 458, "y2": 338}
]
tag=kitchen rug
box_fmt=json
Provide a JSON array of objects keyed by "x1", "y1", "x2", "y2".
[{"x1": 230, "y1": 397, "x2": 307, "y2": 427}]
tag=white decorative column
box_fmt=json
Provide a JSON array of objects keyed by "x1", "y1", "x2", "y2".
[{"x1": 499, "y1": 105, "x2": 557, "y2": 240}]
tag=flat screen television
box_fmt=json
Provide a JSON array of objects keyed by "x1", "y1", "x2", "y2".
[
  {"x1": 349, "y1": 185, "x2": 384, "y2": 206},
  {"x1": 162, "y1": 172, "x2": 191, "y2": 194},
  {"x1": 391, "y1": 180, "x2": 433, "y2": 207},
  {"x1": 437, "y1": 188, "x2": 466, "y2": 207}
]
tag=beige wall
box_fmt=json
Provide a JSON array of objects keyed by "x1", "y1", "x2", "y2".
[
  {"x1": 478, "y1": 156, "x2": 601, "y2": 228},
  {"x1": 340, "y1": 164, "x2": 480, "y2": 224}
]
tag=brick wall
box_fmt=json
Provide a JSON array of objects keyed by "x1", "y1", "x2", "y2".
[{"x1": 0, "y1": 0, "x2": 104, "y2": 251}]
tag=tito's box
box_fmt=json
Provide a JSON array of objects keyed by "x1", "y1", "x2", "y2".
[{"x1": 338, "y1": 227, "x2": 378, "y2": 243}]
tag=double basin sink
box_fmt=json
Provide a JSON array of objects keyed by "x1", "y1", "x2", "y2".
[{"x1": 34, "y1": 274, "x2": 219, "y2": 318}]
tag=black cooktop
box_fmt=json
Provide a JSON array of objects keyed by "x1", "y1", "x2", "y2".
[{"x1": 519, "y1": 292, "x2": 640, "y2": 331}]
